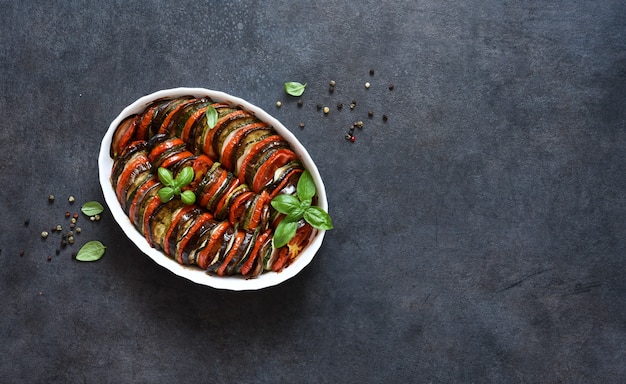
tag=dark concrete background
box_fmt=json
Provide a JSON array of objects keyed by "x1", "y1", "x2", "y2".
[{"x1": 1, "y1": 1, "x2": 625, "y2": 383}]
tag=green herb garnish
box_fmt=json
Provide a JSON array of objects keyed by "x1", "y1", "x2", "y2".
[
  {"x1": 81, "y1": 201, "x2": 104, "y2": 216},
  {"x1": 76, "y1": 240, "x2": 106, "y2": 262},
  {"x1": 270, "y1": 170, "x2": 332, "y2": 248},
  {"x1": 157, "y1": 166, "x2": 196, "y2": 205},
  {"x1": 284, "y1": 82, "x2": 307, "y2": 97},
  {"x1": 206, "y1": 105, "x2": 218, "y2": 129}
]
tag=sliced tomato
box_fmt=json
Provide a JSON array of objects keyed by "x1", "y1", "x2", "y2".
[
  {"x1": 251, "y1": 149, "x2": 298, "y2": 192},
  {"x1": 111, "y1": 141, "x2": 147, "y2": 188},
  {"x1": 212, "y1": 177, "x2": 241, "y2": 218},
  {"x1": 148, "y1": 137, "x2": 185, "y2": 163},
  {"x1": 265, "y1": 165, "x2": 304, "y2": 199},
  {"x1": 158, "y1": 98, "x2": 199, "y2": 136},
  {"x1": 236, "y1": 134, "x2": 284, "y2": 183},
  {"x1": 220, "y1": 122, "x2": 268, "y2": 171},
  {"x1": 243, "y1": 190, "x2": 270, "y2": 231},
  {"x1": 141, "y1": 196, "x2": 164, "y2": 248},
  {"x1": 175, "y1": 212, "x2": 214, "y2": 265},
  {"x1": 110, "y1": 114, "x2": 138, "y2": 158},
  {"x1": 196, "y1": 221, "x2": 231, "y2": 270},
  {"x1": 240, "y1": 229, "x2": 271, "y2": 276},
  {"x1": 135, "y1": 98, "x2": 172, "y2": 141},
  {"x1": 159, "y1": 149, "x2": 194, "y2": 170},
  {"x1": 216, "y1": 229, "x2": 246, "y2": 276},
  {"x1": 163, "y1": 204, "x2": 198, "y2": 259},
  {"x1": 149, "y1": 96, "x2": 195, "y2": 138},
  {"x1": 228, "y1": 190, "x2": 254, "y2": 226},
  {"x1": 128, "y1": 176, "x2": 159, "y2": 226},
  {"x1": 115, "y1": 153, "x2": 151, "y2": 211},
  {"x1": 198, "y1": 167, "x2": 228, "y2": 208}
]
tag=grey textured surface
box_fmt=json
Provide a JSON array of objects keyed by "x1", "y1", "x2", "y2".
[{"x1": 1, "y1": 1, "x2": 625, "y2": 383}]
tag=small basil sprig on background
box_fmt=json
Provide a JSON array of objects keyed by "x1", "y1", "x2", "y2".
[
  {"x1": 76, "y1": 240, "x2": 106, "y2": 262},
  {"x1": 206, "y1": 105, "x2": 218, "y2": 129},
  {"x1": 284, "y1": 81, "x2": 307, "y2": 97},
  {"x1": 157, "y1": 167, "x2": 196, "y2": 205},
  {"x1": 270, "y1": 170, "x2": 332, "y2": 248},
  {"x1": 81, "y1": 201, "x2": 104, "y2": 216}
]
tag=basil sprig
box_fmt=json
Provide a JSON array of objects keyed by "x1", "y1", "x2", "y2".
[
  {"x1": 284, "y1": 81, "x2": 307, "y2": 97},
  {"x1": 271, "y1": 170, "x2": 332, "y2": 248},
  {"x1": 81, "y1": 201, "x2": 104, "y2": 216},
  {"x1": 157, "y1": 167, "x2": 196, "y2": 205},
  {"x1": 76, "y1": 240, "x2": 106, "y2": 262},
  {"x1": 206, "y1": 105, "x2": 218, "y2": 129}
]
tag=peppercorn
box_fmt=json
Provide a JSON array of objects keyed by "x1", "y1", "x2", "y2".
[
  {"x1": 297, "y1": 99, "x2": 303, "y2": 107},
  {"x1": 20, "y1": 250, "x2": 24, "y2": 257},
  {"x1": 316, "y1": 104, "x2": 322, "y2": 111},
  {"x1": 329, "y1": 80, "x2": 336, "y2": 87},
  {"x1": 41, "y1": 231, "x2": 49, "y2": 239},
  {"x1": 71, "y1": 218, "x2": 77, "y2": 224},
  {"x1": 350, "y1": 135, "x2": 356, "y2": 142},
  {"x1": 328, "y1": 85, "x2": 334, "y2": 93},
  {"x1": 65, "y1": 211, "x2": 70, "y2": 218},
  {"x1": 48, "y1": 195, "x2": 55, "y2": 202},
  {"x1": 382, "y1": 114, "x2": 388, "y2": 122},
  {"x1": 350, "y1": 101, "x2": 356, "y2": 110},
  {"x1": 68, "y1": 236, "x2": 74, "y2": 245},
  {"x1": 61, "y1": 240, "x2": 67, "y2": 248},
  {"x1": 299, "y1": 122, "x2": 305, "y2": 129},
  {"x1": 24, "y1": 219, "x2": 29, "y2": 226},
  {"x1": 72, "y1": 213, "x2": 78, "y2": 219},
  {"x1": 365, "y1": 82, "x2": 371, "y2": 89},
  {"x1": 345, "y1": 134, "x2": 352, "y2": 141},
  {"x1": 95, "y1": 214, "x2": 101, "y2": 221},
  {"x1": 323, "y1": 106, "x2": 330, "y2": 114},
  {"x1": 68, "y1": 196, "x2": 75, "y2": 203},
  {"x1": 56, "y1": 225, "x2": 62, "y2": 232},
  {"x1": 47, "y1": 256, "x2": 52, "y2": 262},
  {"x1": 368, "y1": 110, "x2": 374, "y2": 118},
  {"x1": 388, "y1": 83, "x2": 395, "y2": 91},
  {"x1": 275, "y1": 101, "x2": 282, "y2": 108},
  {"x1": 55, "y1": 249, "x2": 60, "y2": 255},
  {"x1": 369, "y1": 69, "x2": 375, "y2": 75},
  {"x1": 76, "y1": 227, "x2": 81, "y2": 234},
  {"x1": 90, "y1": 216, "x2": 96, "y2": 222},
  {"x1": 337, "y1": 103, "x2": 343, "y2": 110}
]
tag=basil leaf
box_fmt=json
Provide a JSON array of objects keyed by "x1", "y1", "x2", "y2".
[
  {"x1": 206, "y1": 105, "x2": 218, "y2": 129},
  {"x1": 285, "y1": 199, "x2": 311, "y2": 221},
  {"x1": 273, "y1": 219, "x2": 298, "y2": 248},
  {"x1": 76, "y1": 240, "x2": 106, "y2": 262},
  {"x1": 158, "y1": 187, "x2": 175, "y2": 203},
  {"x1": 176, "y1": 166, "x2": 194, "y2": 188},
  {"x1": 296, "y1": 170, "x2": 316, "y2": 203},
  {"x1": 284, "y1": 82, "x2": 307, "y2": 97},
  {"x1": 270, "y1": 194, "x2": 301, "y2": 215},
  {"x1": 158, "y1": 167, "x2": 175, "y2": 187},
  {"x1": 81, "y1": 201, "x2": 104, "y2": 216},
  {"x1": 304, "y1": 206, "x2": 334, "y2": 230},
  {"x1": 181, "y1": 190, "x2": 196, "y2": 205}
]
